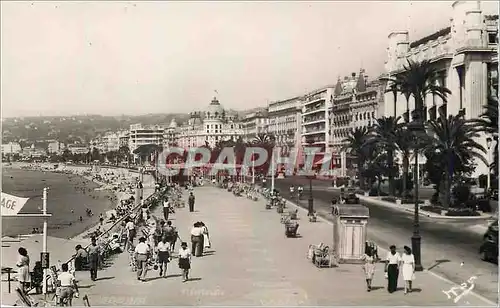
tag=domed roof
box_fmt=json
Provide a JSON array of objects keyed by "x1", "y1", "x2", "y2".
[
  {"x1": 169, "y1": 118, "x2": 178, "y2": 128},
  {"x1": 205, "y1": 97, "x2": 224, "y2": 116}
]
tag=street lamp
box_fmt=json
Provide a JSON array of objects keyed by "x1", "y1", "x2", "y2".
[
  {"x1": 486, "y1": 137, "x2": 492, "y2": 193},
  {"x1": 407, "y1": 119, "x2": 425, "y2": 272},
  {"x1": 306, "y1": 172, "x2": 314, "y2": 216}
]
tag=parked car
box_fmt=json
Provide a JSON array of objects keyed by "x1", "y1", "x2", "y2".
[{"x1": 480, "y1": 219, "x2": 498, "y2": 263}]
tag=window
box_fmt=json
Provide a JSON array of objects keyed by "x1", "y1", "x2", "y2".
[{"x1": 488, "y1": 32, "x2": 498, "y2": 45}]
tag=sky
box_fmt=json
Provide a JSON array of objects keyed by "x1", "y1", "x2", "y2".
[{"x1": 1, "y1": 1, "x2": 498, "y2": 118}]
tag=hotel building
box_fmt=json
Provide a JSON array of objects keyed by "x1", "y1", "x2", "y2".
[
  {"x1": 241, "y1": 108, "x2": 268, "y2": 143},
  {"x1": 301, "y1": 86, "x2": 334, "y2": 164},
  {"x1": 383, "y1": 0, "x2": 498, "y2": 177},
  {"x1": 267, "y1": 97, "x2": 302, "y2": 152},
  {"x1": 164, "y1": 119, "x2": 180, "y2": 147},
  {"x1": 128, "y1": 123, "x2": 165, "y2": 154},
  {"x1": 331, "y1": 70, "x2": 383, "y2": 176},
  {"x1": 176, "y1": 97, "x2": 244, "y2": 148}
]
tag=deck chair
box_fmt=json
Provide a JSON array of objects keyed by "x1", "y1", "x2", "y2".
[{"x1": 15, "y1": 287, "x2": 38, "y2": 307}]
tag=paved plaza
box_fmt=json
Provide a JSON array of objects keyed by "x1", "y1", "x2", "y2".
[{"x1": 71, "y1": 185, "x2": 495, "y2": 306}]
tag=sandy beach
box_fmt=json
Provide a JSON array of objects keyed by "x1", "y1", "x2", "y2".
[{"x1": 2, "y1": 166, "x2": 120, "y2": 239}]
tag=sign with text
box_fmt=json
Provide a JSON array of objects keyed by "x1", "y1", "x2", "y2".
[
  {"x1": 40, "y1": 252, "x2": 50, "y2": 269},
  {"x1": 1, "y1": 193, "x2": 29, "y2": 216}
]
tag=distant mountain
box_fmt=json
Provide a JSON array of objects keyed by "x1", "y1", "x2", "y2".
[
  {"x1": 1, "y1": 107, "x2": 267, "y2": 146},
  {"x1": 1, "y1": 114, "x2": 190, "y2": 146}
]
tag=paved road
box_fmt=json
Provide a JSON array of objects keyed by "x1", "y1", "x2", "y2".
[
  {"x1": 72, "y1": 185, "x2": 493, "y2": 306},
  {"x1": 282, "y1": 177, "x2": 436, "y2": 199},
  {"x1": 273, "y1": 177, "x2": 498, "y2": 303}
]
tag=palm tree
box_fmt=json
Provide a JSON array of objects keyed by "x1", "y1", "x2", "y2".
[
  {"x1": 365, "y1": 116, "x2": 401, "y2": 195},
  {"x1": 394, "y1": 126, "x2": 413, "y2": 197},
  {"x1": 362, "y1": 145, "x2": 386, "y2": 194},
  {"x1": 253, "y1": 132, "x2": 275, "y2": 145},
  {"x1": 424, "y1": 111, "x2": 487, "y2": 207},
  {"x1": 471, "y1": 95, "x2": 499, "y2": 175},
  {"x1": 383, "y1": 59, "x2": 451, "y2": 123},
  {"x1": 341, "y1": 127, "x2": 370, "y2": 189}
]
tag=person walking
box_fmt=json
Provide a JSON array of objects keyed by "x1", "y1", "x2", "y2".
[
  {"x1": 163, "y1": 220, "x2": 177, "y2": 251},
  {"x1": 401, "y1": 246, "x2": 415, "y2": 294},
  {"x1": 190, "y1": 222, "x2": 203, "y2": 257},
  {"x1": 16, "y1": 247, "x2": 30, "y2": 292},
  {"x1": 99, "y1": 213, "x2": 104, "y2": 226},
  {"x1": 385, "y1": 245, "x2": 401, "y2": 293},
  {"x1": 125, "y1": 218, "x2": 136, "y2": 249},
  {"x1": 156, "y1": 236, "x2": 170, "y2": 278},
  {"x1": 361, "y1": 249, "x2": 376, "y2": 292},
  {"x1": 188, "y1": 192, "x2": 195, "y2": 212},
  {"x1": 163, "y1": 198, "x2": 170, "y2": 221},
  {"x1": 134, "y1": 237, "x2": 150, "y2": 282},
  {"x1": 73, "y1": 245, "x2": 88, "y2": 271},
  {"x1": 57, "y1": 262, "x2": 79, "y2": 306},
  {"x1": 178, "y1": 242, "x2": 192, "y2": 282},
  {"x1": 87, "y1": 237, "x2": 100, "y2": 281},
  {"x1": 200, "y1": 222, "x2": 211, "y2": 251}
]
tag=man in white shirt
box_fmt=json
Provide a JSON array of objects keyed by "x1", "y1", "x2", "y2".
[
  {"x1": 163, "y1": 199, "x2": 170, "y2": 221},
  {"x1": 385, "y1": 245, "x2": 401, "y2": 293},
  {"x1": 190, "y1": 222, "x2": 204, "y2": 257},
  {"x1": 57, "y1": 263, "x2": 78, "y2": 306},
  {"x1": 134, "y1": 237, "x2": 150, "y2": 281},
  {"x1": 156, "y1": 237, "x2": 170, "y2": 277},
  {"x1": 125, "y1": 219, "x2": 136, "y2": 248}
]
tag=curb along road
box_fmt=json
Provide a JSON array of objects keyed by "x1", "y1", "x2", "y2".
[
  {"x1": 278, "y1": 195, "x2": 497, "y2": 306},
  {"x1": 357, "y1": 195, "x2": 494, "y2": 221}
]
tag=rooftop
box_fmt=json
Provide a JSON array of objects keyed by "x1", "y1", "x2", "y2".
[{"x1": 409, "y1": 27, "x2": 451, "y2": 49}]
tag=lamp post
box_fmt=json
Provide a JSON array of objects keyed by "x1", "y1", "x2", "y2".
[
  {"x1": 252, "y1": 149, "x2": 255, "y2": 185},
  {"x1": 486, "y1": 137, "x2": 492, "y2": 193},
  {"x1": 408, "y1": 119, "x2": 425, "y2": 272},
  {"x1": 307, "y1": 172, "x2": 314, "y2": 216}
]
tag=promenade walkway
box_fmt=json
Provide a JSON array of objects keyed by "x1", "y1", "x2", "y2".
[{"x1": 73, "y1": 185, "x2": 495, "y2": 306}]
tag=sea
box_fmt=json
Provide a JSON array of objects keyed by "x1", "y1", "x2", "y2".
[{"x1": 2, "y1": 168, "x2": 116, "y2": 239}]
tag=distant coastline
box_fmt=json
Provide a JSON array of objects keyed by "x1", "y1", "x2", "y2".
[{"x1": 2, "y1": 165, "x2": 118, "y2": 239}]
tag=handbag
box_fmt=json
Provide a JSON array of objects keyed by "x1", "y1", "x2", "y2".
[
  {"x1": 411, "y1": 273, "x2": 416, "y2": 280},
  {"x1": 384, "y1": 272, "x2": 388, "y2": 279}
]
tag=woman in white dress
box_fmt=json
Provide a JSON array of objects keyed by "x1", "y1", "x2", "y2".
[
  {"x1": 16, "y1": 247, "x2": 31, "y2": 292},
  {"x1": 401, "y1": 246, "x2": 415, "y2": 294}
]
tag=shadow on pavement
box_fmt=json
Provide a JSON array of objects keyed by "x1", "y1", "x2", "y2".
[
  {"x1": 370, "y1": 286, "x2": 384, "y2": 291},
  {"x1": 95, "y1": 276, "x2": 114, "y2": 281},
  {"x1": 427, "y1": 259, "x2": 450, "y2": 271},
  {"x1": 165, "y1": 274, "x2": 183, "y2": 278},
  {"x1": 188, "y1": 277, "x2": 202, "y2": 282}
]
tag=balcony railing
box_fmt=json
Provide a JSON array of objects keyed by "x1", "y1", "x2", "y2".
[
  {"x1": 303, "y1": 105, "x2": 325, "y2": 114},
  {"x1": 303, "y1": 115, "x2": 326, "y2": 123}
]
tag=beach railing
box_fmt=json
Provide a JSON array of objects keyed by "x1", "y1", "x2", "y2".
[{"x1": 63, "y1": 189, "x2": 160, "y2": 266}]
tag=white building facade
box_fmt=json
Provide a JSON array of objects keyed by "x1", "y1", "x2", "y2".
[
  {"x1": 383, "y1": 0, "x2": 498, "y2": 177},
  {"x1": 47, "y1": 141, "x2": 65, "y2": 154},
  {"x1": 128, "y1": 124, "x2": 165, "y2": 154},
  {"x1": 267, "y1": 97, "x2": 302, "y2": 152},
  {"x1": 177, "y1": 97, "x2": 244, "y2": 149},
  {"x1": 331, "y1": 71, "x2": 383, "y2": 176},
  {"x1": 1, "y1": 142, "x2": 22, "y2": 155},
  {"x1": 241, "y1": 109, "x2": 268, "y2": 143},
  {"x1": 301, "y1": 87, "x2": 334, "y2": 159}
]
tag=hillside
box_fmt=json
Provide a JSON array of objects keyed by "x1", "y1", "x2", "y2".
[
  {"x1": 1, "y1": 113, "x2": 190, "y2": 146},
  {"x1": 1, "y1": 107, "x2": 265, "y2": 146}
]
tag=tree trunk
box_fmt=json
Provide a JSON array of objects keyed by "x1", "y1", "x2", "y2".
[
  {"x1": 443, "y1": 165, "x2": 451, "y2": 208},
  {"x1": 402, "y1": 154, "x2": 409, "y2": 197},
  {"x1": 357, "y1": 157, "x2": 364, "y2": 190},
  {"x1": 388, "y1": 150, "x2": 395, "y2": 196}
]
